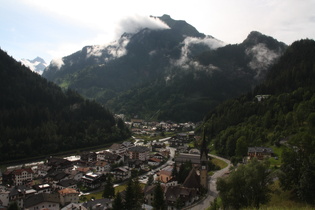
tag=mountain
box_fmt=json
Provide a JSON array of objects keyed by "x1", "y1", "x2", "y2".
[
  {"x1": 201, "y1": 39, "x2": 315, "y2": 206},
  {"x1": 0, "y1": 48, "x2": 130, "y2": 162},
  {"x1": 43, "y1": 15, "x2": 287, "y2": 122},
  {"x1": 20, "y1": 56, "x2": 48, "y2": 74},
  {"x1": 202, "y1": 39, "x2": 315, "y2": 157}
]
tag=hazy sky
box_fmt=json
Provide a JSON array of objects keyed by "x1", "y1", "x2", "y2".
[{"x1": 1, "y1": 0, "x2": 315, "y2": 63}]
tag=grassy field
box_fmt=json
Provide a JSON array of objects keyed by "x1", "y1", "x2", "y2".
[
  {"x1": 79, "y1": 183, "x2": 145, "y2": 202},
  {"x1": 257, "y1": 181, "x2": 313, "y2": 210},
  {"x1": 211, "y1": 157, "x2": 228, "y2": 169}
]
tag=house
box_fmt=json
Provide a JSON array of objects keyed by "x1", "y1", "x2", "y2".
[
  {"x1": 128, "y1": 146, "x2": 150, "y2": 161},
  {"x1": 151, "y1": 142, "x2": 166, "y2": 152},
  {"x1": 8, "y1": 185, "x2": 37, "y2": 208},
  {"x1": 143, "y1": 185, "x2": 157, "y2": 206},
  {"x1": 4, "y1": 168, "x2": 34, "y2": 186},
  {"x1": 148, "y1": 158, "x2": 162, "y2": 167},
  {"x1": 157, "y1": 166, "x2": 173, "y2": 183},
  {"x1": 56, "y1": 179, "x2": 78, "y2": 190},
  {"x1": 24, "y1": 193, "x2": 60, "y2": 210},
  {"x1": 255, "y1": 95, "x2": 270, "y2": 102},
  {"x1": 97, "y1": 151, "x2": 123, "y2": 164},
  {"x1": 112, "y1": 167, "x2": 131, "y2": 181},
  {"x1": 46, "y1": 171, "x2": 69, "y2": 185},
  {"x1": 164, "y1": 185, "x2": 198, "y2": 208},
  {"x1": 0, "y1": 186, "x2": 9, "y2": 207},
  {"x1": 81, "y1": 152, "x2": 97, "y2": 162},
  {"x1": 248, "y1": 147, "x2": 274, "y2": 160},
  {"x1": 61, "y1": 203, "x2": 87, "y2": 210},
  {"x1": 81, "y1": 198, "x2": 112, "y2": 209},
  {"x1": 47, "y1": 157, "x2": 73, "y2": 170},
  {"x1": 122, "y1": 141, "x2": 135, "y2": 148},
  {"x1": 153, "y1": 153, "x2": 164, "y2": 160},
  {"x1": 36, "y1": 165, "x2": 52, "y2": 177},
  {"x1": 33, "y1": 184, "x2": 52, "y2": 194},
  {"x1": 81, "y1": 173, "x2": 105, "y2": 189},
  {"x1": 58, "y1": 188, "x2": 80, "y2": 206},
  {"x1": 69, "y1": 170, "x2": 84, "y2": 181},
  {"x1": 108, "y1": 143, "x2": 125, "y2": 154},
  {"x1": 169, "y1": 133, "x2": 192, "y2": 147},
  {"x1": 93, "y1": 161, "x2": 111, "y2": 174},
  {"x1": 128, "y1": 159, "x2": 145, "y2": 170}
]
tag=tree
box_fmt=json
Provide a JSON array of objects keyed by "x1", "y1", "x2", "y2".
[
  {"x1": 112, "y1": 193, "x2": 123, "y2": 210},
  {"x1": 235, "y1": 136, "x2": 248, "y2": 157},
  {"x1": 124, "y1": 179, "x2": 135, "y2": 210},
  {"x1": 123, "y1": 178, "x2": 143, "y2": 210},
  {"x1": 153, "y1": 182, "x2": 166, "y2": 210},
  {"x1": 217, "y1": 159, "x2": 272, "y2": 209},
  {"x1": 280, "y1": 131, "x2": 315, "y2": 204},
  {"x1": 147, "y1": 175, "x2": 154, "y2": 186},
  {"x1": 133, "y1": 178, "x2": 143, "y2": 209},
  {"x1": 102, "y1": 175, "x2": 115, "y2": 198},
  {"x1": 171, "y1": 162, "x2": 178, "y2": 178}
]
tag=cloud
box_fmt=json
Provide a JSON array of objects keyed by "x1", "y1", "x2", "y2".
[
  {"x1": 173, "y1": 36, "x2": 226, "y2": 68},
  {"x1": 86, "y1": 35, "x2": 130, "y2": 60},
  {"x1": 50, "y1": 57, "x2": 64, "y2": 69},
  {"x1": 115, "y1": 15, "x2": 170, "y2": 37},
  {"x1": 246, "y1": 43, "x2": 281, "y2": 79}
]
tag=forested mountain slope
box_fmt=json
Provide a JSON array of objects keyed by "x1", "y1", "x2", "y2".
[
  {"x1": 202, "y1": 39, "x2": 315, "y2": 203},
  {"x1": 43, "y1": 15, "x2": 286, "y2": 122},
  {"x1": 0, "y1": 49, "x2": 130, "y2": 162}
]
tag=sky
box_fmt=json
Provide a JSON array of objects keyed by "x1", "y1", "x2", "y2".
[{"x1": 1, "y1": 0, "x2": 315, "y2": 64}]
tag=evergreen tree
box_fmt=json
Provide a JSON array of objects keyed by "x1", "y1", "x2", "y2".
[
  {"x1": 112, "y1": 193, "x2": 123, "y2": 210},
  {"x1": 171, "y1": 162, "x2": 178, "y2": 179},
  {"x1": 102, "y1": 175, "x2": 115, "y2": 198},
  {"x1": 147, "y1": 175, "x2": 154, "y2": 186},
  {"x1": 124, "y1": 179, "x2": 135, "y2": 210},
  {"x1": 153, "y1": 182, "x2": 166, "y2": 210}
]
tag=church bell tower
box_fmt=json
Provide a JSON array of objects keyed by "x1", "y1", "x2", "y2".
[{"x1": 200, "y1": 127, "x2": 209, "y2": 190}]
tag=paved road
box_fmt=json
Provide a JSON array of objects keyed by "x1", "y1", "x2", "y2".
[{"x1": 186, "y1": 154, "x2": 231, "y2": 210}]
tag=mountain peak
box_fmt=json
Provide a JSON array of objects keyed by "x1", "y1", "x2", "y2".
[
  {"x1": 242, "y1": 31, "x2": 287, "y2": 50},
  {"x1": 157, "y1": 14, "x2": 205, "y2": 38},
  {"x1": 20, "y1": 56, "x2": 47, "y2": 74}
]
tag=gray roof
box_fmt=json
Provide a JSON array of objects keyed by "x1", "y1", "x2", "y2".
[
  {"x1": 174, "y1": 153, "x2": 200, "y2": 164},
  {"x1": 58, "y1": 179, "x2": 78, "y2": 187},
  {"x1": 24, "y1": 193, "x2": 60, "y2": 208},
  {"x1": 82, "y1": 198, "x2": 111, "y2": 209},
  {"x1": 248, "y1": 147, "x2": 273, "y2": 153},
  {"x1": 128, "y1": 146, "x2": 149, "y2": 153}
]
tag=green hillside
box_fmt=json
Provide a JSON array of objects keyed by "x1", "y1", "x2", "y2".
[
  {"x1": 0, "y1": 49, "x2": 130, "y2": 162},
  {"x1": 202, "y1": 39, "x2": 315, "y2": 208}
]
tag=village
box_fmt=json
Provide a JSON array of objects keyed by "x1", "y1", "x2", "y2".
[{"x1": 0, "y1": 120, "x2": 274, "y2": 210}]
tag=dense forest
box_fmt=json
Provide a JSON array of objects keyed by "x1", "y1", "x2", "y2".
[
  {"x1": 202, "y1": 39, "x2": 315, "y2": 205},
  {"x1": 0, "y1": 49, "x2": 131, "y2": 162}
]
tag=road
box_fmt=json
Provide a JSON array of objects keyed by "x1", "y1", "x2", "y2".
[{"x1": 186, "y1": 154, "x2": 231, "y2": 210}]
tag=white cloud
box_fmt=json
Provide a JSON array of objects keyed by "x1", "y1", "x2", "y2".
[
  {"x1": 246, "y1": 43, "x2": 281, "y2": 79},
  {"x1": 173, "y1": 36, "x2": 226, "y2": 68},
  {"x1": 50, "y1": 57, "x2": 64, "y2": 69},
  {"x1": 115, "y1": 15, "x2": 170, "y2": 36},
  {"x1": 86, "y1": 35, "x2": 130, "y2": 60},
  {"x1": 5, "y1": 0, "x2": 314, "y2": 64}
]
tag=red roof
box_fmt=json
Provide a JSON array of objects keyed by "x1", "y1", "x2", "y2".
[
  {"x1": 12, "y1": 168, "x2": 34, "y2": 175},
  {"x1": 149, "y1": 158, "x2": 162, "y2": 163}
]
